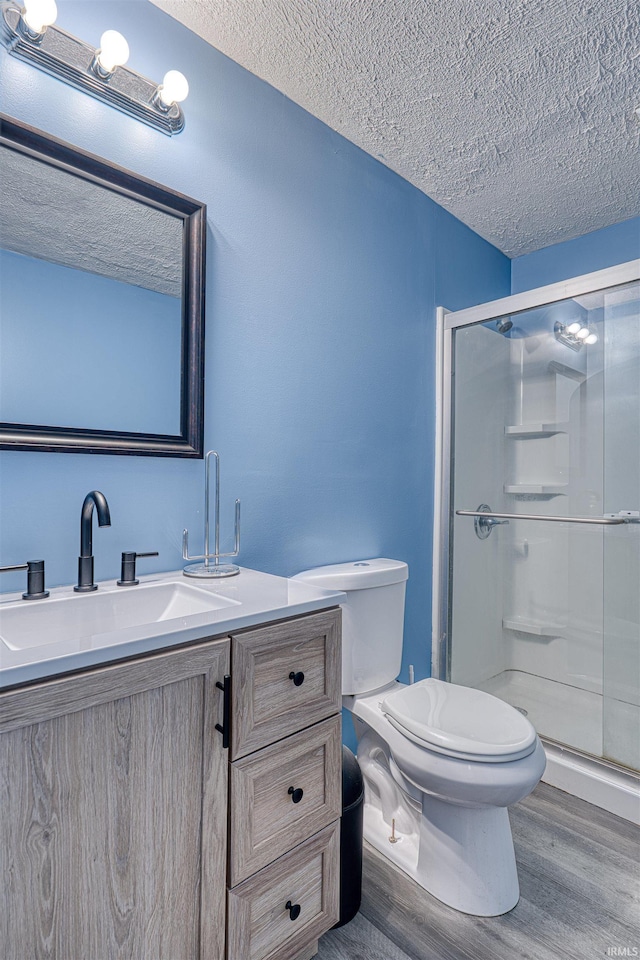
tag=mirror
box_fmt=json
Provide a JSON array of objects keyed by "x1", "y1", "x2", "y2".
[{"x1": 0, "y1": 115, "x2": 205, "y2": 457}]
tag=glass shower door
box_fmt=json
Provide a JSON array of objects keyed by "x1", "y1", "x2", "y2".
[
  {"x1": 447, "y1": 279, "x2": 639, "y2": 771},
  {"x1": 602, "y1": 283, "x2": 640, "y2": 771}
]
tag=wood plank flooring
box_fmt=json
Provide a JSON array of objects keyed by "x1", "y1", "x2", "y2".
[
  {"x1": 316, "y1": 912, "x2": 416, "y2": 960},
  {"x1": 317, "y1": 781, "x2": 640, "y2": 960}
]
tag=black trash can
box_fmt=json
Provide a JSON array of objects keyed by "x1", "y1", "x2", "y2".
[{"x1": 333, "y1": 745, "x2": 364, "y2": 928}]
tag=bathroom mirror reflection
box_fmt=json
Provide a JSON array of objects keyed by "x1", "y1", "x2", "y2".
[{"x1": 0, "y1": 115, "x2": 206, "y2": 457}]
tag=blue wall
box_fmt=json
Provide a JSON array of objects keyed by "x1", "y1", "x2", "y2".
[
  {"x1": 0, "y1": 250, "x2": 182, "y2": 433},
  {"x1": 511, "y1": 217, "x2": 640, "y2": 293},
  {"x1": 0, "y1": 0, "x2": 509, "y2": 691}
]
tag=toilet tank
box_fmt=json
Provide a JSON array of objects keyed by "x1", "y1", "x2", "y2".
[{"x1": 292, "y1": 559, "x2": 408, "y2": 695}]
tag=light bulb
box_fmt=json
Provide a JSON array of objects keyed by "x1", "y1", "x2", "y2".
[
  {"x1": 585, "y1": 333, "x2": 598, "y2": 345},
  {"x1": 22, "y1": 0, "x2": 57, "y2": 34},
  {"x1": 566, "y1": 321, "x2": 582, "y2": 335},
  {"x1": 158, "y1": 70, "x2": 189, "y2": 106},
  {"x1": 96, "y1": 30, "x2": 130, "y2": 73},
  {"x1": 576, "y1": 327, "x2": 590, "y2": 340}
]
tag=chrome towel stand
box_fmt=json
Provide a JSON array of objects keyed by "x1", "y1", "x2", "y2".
[{"x1": 183, "y1": 451, "x2": 241, "y2": 578}]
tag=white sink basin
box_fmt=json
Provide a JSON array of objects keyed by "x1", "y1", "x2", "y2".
[{"x1": 0, "y1": 581, "x2": 240, "y2": 651}]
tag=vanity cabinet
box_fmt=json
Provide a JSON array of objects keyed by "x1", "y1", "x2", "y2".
[
  {"x1": 228, "y1": 608, "x2": 342, "y2": 960},
  {"x1": 0, "y1": 638, "x2": 229, "y2": 960},
  {"x1": 0, "y1": 605, "x2": 342, "y2": 960}
]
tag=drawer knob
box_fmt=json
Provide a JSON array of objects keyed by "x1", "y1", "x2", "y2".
[
  {"x1": 288, "y1": 670, "x2": 305, "y2": 686},
  {"x1": 288, "y1": 786, "x2": 304, "y2": 804},
  {"x1": 285, "y1": 900, "x2": 301, "y2": 921}
]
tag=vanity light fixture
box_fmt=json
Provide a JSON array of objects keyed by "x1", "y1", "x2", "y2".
[
  {"x1": 0, "y1": 0, "x2": 189, "y2": 134},
  {"x1": 554, "y1": 320, "x2": 598, "y2": 350},
  {"x1": 154, "y1": 69, "x2": 190, "y2": 111},
  {"x1": 91, "y1": 30, "x2": 130, "y2": 79},
  {"x1": 20, "y1": 0, "x2": 56, "y2": 37}
]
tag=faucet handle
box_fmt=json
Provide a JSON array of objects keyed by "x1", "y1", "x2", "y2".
[
  {"x1": 0, "y1": 560, "x2": 50, "y2": 600},
  {"x1": 117, "y1": 551, "x2": 159, "y2": 586}
]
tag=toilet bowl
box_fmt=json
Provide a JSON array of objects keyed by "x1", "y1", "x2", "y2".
[
  {"x1": 346, "y1": 680, "x2": 546, "y2": 915},
  {"x1": 293, "y1": 559, "x2": 546, "y2": 916}
]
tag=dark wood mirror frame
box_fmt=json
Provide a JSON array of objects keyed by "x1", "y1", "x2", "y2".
[{"x1": 0, "y1": 115, "x2": 205, "y2": 458}]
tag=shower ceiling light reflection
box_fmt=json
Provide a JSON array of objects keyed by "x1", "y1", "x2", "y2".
[{"x1": 554, "y1": 320, "x2": 598, "y2": 349}]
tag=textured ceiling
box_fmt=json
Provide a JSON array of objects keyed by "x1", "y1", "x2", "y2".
[{"x1": 151, "y1": 0, "x2": 640, "y2": 257}]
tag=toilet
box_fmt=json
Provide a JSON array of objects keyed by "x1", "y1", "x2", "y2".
[{"x1": 293, "y1": 558, "x2": 546, "y2": 916}]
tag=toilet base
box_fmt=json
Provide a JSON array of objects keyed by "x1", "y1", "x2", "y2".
[
  {"x1": 419, "y1": 793, "x2": 519, "y2": 915},
  {"x1": 350, "y1": 689, "x2": 542, "y2": 916},
  {"x1": 363, "y1": 795, "x2": 520, "y2": 916}
]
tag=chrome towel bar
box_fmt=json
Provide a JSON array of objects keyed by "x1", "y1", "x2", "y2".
[{"x1": 456, "y1": 510, "x2": 626, "y2": 525}]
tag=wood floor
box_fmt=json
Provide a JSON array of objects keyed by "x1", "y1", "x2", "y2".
[
  {"x1": 317, "y1": 781, "x2": 640, "y2": 960},
  {"x1": 315, "y1": 912, "x2": 416, "y2": 960}
]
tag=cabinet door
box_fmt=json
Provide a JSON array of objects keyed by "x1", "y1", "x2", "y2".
[
  {"x1": 231, "y1": 608, "x2": 341, "y2": 759},
  {"x1": 0, "y1": 638, "x2": 229, "y2": 960},
  {"x1": 227, "y1": 822, "x2": 340, "y2": 960},
  {"x1": 229, "y1": 716, "x2": 342, "y2": 885}
]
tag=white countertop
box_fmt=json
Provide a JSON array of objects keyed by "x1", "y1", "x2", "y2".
[{"x1": 0, "y1": 567, "x2": 345, "y2": 690}]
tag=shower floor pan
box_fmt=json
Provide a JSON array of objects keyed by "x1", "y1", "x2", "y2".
[{"x1": 476, "y1": 670, "x2": 639, "y2": 823}]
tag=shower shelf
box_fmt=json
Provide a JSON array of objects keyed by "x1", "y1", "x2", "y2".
[
  {"x1": 504, "y1": 422, "x2": 568, "y2": 438},
  {"x1": 504, "y1": 483, "x2": 568, "y2": 497},
  {"x1": 548, "y1": 360, "x2": 586, "y2": 383},
  {"x1": 502, "y1": 617, "x2": 564, "y2": 638}
]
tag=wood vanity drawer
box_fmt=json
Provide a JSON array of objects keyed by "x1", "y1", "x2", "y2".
[
  {"x1": 230, "y1": 608, "x2": 341, "y2": 759},
  {"x1": 227, "y1": 821, "x2": 340, "y2": 960},
  {"x1": 229, "y1": 715, "x2": 342, "y2": 885}
]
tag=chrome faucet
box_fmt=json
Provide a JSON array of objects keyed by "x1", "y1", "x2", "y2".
[{"x1": 74, "y1": 490, "x2": 111, "y2": 592}]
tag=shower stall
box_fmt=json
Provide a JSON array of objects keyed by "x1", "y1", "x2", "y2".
[{"x1": 433, "y1": 260, "x2": 640, "y2": 821}]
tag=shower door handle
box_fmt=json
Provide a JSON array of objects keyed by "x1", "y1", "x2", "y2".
[
  {"x1": 456, "y1": 510, "x2": 627, "y2": 525},
  {"x1": 460, "y1": 504, "x2": 511, "y2": 540}
]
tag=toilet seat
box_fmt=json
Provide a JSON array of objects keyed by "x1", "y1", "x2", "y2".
[{"x1": 382, "y1": 678, "x2": 537, "y2": 763}]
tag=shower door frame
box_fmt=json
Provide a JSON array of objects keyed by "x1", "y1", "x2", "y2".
[{"x1": 433, "y1": 258, "x2": 640, "y2": 681}]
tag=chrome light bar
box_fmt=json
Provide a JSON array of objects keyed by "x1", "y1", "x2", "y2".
[{"x1": 1, "y1": 1, "x2": 186, "y2": 135}]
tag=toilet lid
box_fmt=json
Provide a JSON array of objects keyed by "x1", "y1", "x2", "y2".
[{"x1": 381, "y1": 679, "x2": 536, "y2": 759}]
